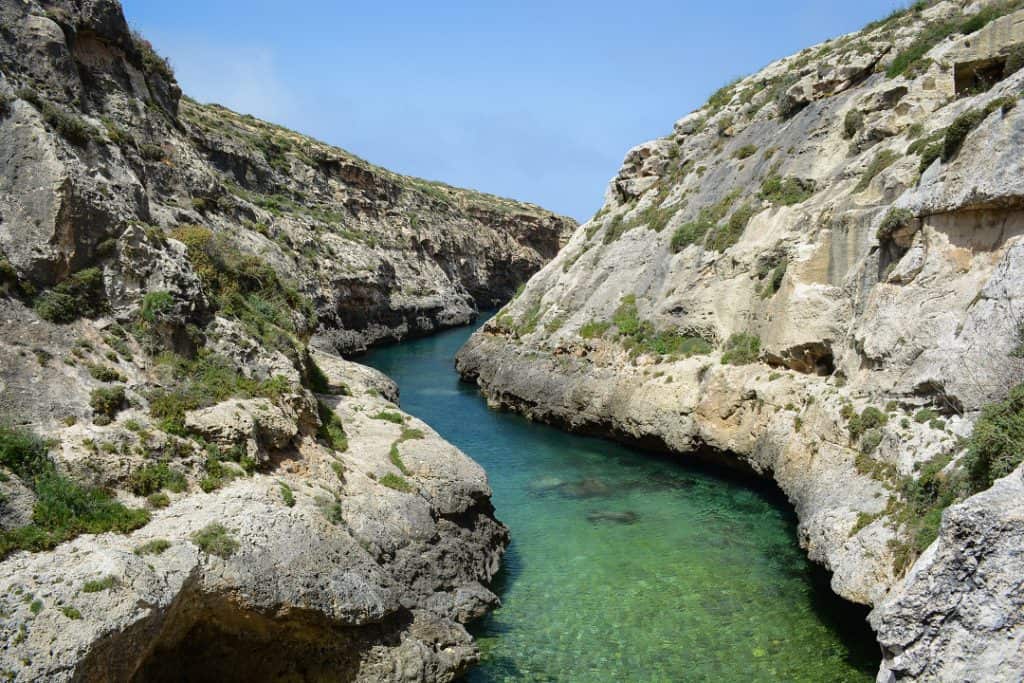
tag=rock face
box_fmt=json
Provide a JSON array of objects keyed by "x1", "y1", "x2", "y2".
[
  {"x1": 0, "y1": 362, "x2": 508, "y2": 681},
  {"x1": 0, "y1": 0, "x2": 575, "y2": 354},
  {"x1": 457, "y1": 1, "x2": 1024, "y2": 680},
  {"x1": 0, "y1": 0, "x2": 582, "y2": 678}
]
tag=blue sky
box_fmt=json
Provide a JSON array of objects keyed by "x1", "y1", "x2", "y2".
[{"x1": 122, "y1": 0, "x2": 903, "y2": 221}]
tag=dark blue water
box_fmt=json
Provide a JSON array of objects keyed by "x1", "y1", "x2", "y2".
[{"x1": 361, "y1": 319, "x2": 878, "y2": 682}]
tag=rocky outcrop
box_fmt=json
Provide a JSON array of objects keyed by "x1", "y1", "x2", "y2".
[
  {"x1": 0, "y1": 354, "x2": 507, "y2": 681},
  {"x1": 0, "y1": 0, "x2": 577, "y2": 677},
  {"x1": 457, "y1": 1, "x2": 1024, "y2": 679},
  {"x1": 872, "y1": 464, "x2": 1024, "y2": 682},
  {"x1": 0, "y1": 0, "x2": 575, "y2": 354}
]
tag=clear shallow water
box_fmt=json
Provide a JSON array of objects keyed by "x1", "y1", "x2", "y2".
[{"x1": 361, "y1": 320, "x2": 879, "y2": 682}]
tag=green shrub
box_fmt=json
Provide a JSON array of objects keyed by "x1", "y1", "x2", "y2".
[
  {"x1": 371, "y1": 410, "x2": 404, "y2": 424},
  {"x1": 877, "y1": 208, "x2": 915, "y2": 242},
  {"x1": 843, "y1": 109, "x2": 864, "y2": 139},
  {"x1": 860, "y1": 428, "x2": 884, "y2": 454},
  {"x1": 148, "y1": 353, "x2": 291, "y2": 435},
  {"x1": 147, "y1": 492, "x2": 171, "y2": 508},
  {"x1": 856, "y1": 150, "x2": 901, "y2": 192},
  {"x1": 170, "y1": 225, "x2": 315, "y2": 344},
  {"x1": 317, "y1": 400, "x2": 348, "y2": 452},
  {"x1": 721, "y1": 333, "x2": 761, "y2": 366},
  {"x1": 0, "y1": 426, "x2": 150, "y2": 559},
  {"x1": 758, "y1": 174, "x2": 815, "y2": 206},
  {"x1": 81, "y1": 575, "x2": 118, "y2": 593},
  {"x1": 87, "y1": 364, "x2": 126, "y2": 383},
  {"x1": 943, "y1": 97, "x2": 1017, "y2": 162},
  {"x1": 380, "y1": 473, "x2": 414, "y2": 493},
  {"x1": 0, "y1": 425, "x2": 50, "y2": 480},
  {"x1": 140, "y1": 291, "x2": 174, "y2": 323},
  {"x1": 34, "y1": 268, "x2": 106, "y2": 323},
  {"x1": 89, "y1": 386, "x2": 125, "y2": 420},
  {"x1": 670, "y1": 218, "x2": 714, "y2": 252},
  {"x1": 134, "y1": 539, "x2": 172, "y2": 556},
  {"x1": 914, "y1": 408, "x2": 937, "y2": 423},
  {"x1": 60, "y1": 605, "x2": 82, "y2": 620},
  {"x1": 279, "y1": 482, "x2": 295, "y2": 507},
  {"x1": 191, "y1": 523, "x2": 239, "y2": 558},
  {"x1": 131, "y1": 31, "x2": 175, "y2": 81},
  {"x1": 964, "y1": 383, "x2": 1024, "y2": 492},
  {"x1": 707, "y1": 204, "x2": 756, "y2": 252},
  {"x1": 848, "y1": 406, "x2": 889, "y2": 441},
  {"x1": 18, "y1": 90, "x2": 95, "y2": 146},
  {"x1": 129, "y1": 462, "x2": 187, "y2": 496}
]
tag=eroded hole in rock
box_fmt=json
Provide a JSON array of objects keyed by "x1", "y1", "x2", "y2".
[
  {"x1": 765, "y1": 342, "x2": 836, "y2": 376},
  {"x1": 954, "y1": 54, "x2": 1019, "y2": 97},
  {"x1": 73, "y1": 585, "x2": 435, "y2": 683}
]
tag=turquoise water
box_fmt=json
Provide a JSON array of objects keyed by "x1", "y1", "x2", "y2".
[{"x1": 362, "y1": 320, "x2": 879, "y2": 682}]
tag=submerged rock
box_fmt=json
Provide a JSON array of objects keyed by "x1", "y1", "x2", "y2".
[{"x1": 585, "y1": 510, "x2": 639, "y2": 524}]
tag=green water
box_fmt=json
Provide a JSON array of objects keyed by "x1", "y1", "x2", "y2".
[{"x1": 361, "y1": 320, "x2": 879, "y2": 682}]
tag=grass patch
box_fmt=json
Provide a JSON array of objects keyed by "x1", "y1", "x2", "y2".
[
  {"x1": 707, "y1": 203, "x2": 756, "y2": 252},
  {"x1": 279, "y1": 482, "x2": 295, "y2": 507},
  {"x1": 380, "y1": 472, "x2": 414, "y2": 493},
  {"x1": 147, "y1": 353, "x2": 290, "y2": 435},
  {"x1": 129, "y1": 462, "x2": 187, "y2": 496},
  {"x1": 371, "y1": 410, "x2": 404, "y2": 424},
  {"x1": 721, "y1": 333, "x2": 761, "y2": 365},
  {"x1": 316, "y1": 400, "x2": 349, "y2": 452},
  {"x1": 670, "y1": 190, "x2": 741, "y2": 253},
  {"x1": 579, "y1": 321, "x2": 611, "y2": 339},
  {"x1": 134, "y1": 539, "x2": 172, "y2": 556},
  {"x1": 60, "y1": 605, "x2": 82, "y2": 620},
  {"x1": 389, "y1": 443, "x2": 411, "y2": 476},
  {"x1": 759, "y1": 174, "x2": 815, "y2": 206},
  {"x1": 606, "y1": 295, "x2": 713, "y2": 358},
  {"x1": 733, "y1": 144, "x2": 758, "y2": 159},
  {"x1": 190, "y1": 523, "x2": 239, "y2": 558},
  {"x1": 81, "y1": 576, "x2": 118, "y2": 593},
  {"x1": 140, "y1": 291, "x2": 174, "y2": 323},
  {"x1": 147, "y1": 492, "x2": 171, "y2": 508},
  {"x1": 0, "y1": 425, "x2": 150, "y2": 559}
]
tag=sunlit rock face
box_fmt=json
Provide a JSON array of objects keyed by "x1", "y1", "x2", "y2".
[{"x1": 457, "y1": 2, "x2": 1024, "y2": 680}]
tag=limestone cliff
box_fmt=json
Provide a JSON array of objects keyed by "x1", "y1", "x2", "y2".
[
  {"x1": 457, "y1": 1, "x2": 1024, "y2": 680},
  {"x1": 0, "y1": 0, "x2": 576, "y2": 678},
  {"x1": 0, "y1": 0, "x2": 575, "y2": 355}
]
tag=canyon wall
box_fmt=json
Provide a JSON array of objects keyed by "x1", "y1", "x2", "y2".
[{"x1": 457, "y1": 2, "x2": 1024, "y2": 679}]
